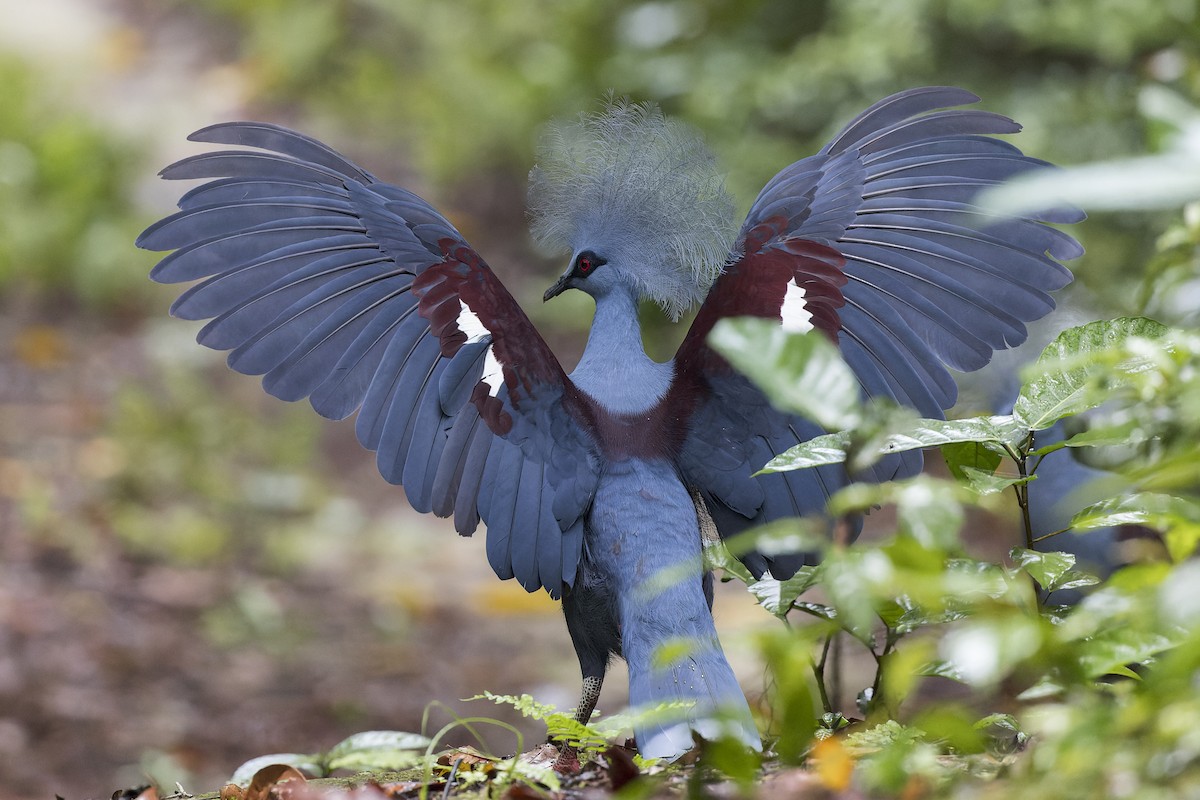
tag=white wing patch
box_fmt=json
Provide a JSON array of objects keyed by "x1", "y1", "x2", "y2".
[
  {"x1": 480, "y1": 345, "x2": 503, "y2": 398},
  {"x1": 780, "y1": 279, "x2": 813, "y2": 334},
  {"x1": 457, "y1": 300, "x2": 490, "y2": 343},
  {"x1": 455, "y1": 301, "x2": 503, "y2": 397}
]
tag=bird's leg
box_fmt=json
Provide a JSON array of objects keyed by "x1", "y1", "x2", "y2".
[
  {"x1": 573, "y1": 674, "x2": 604, "y2": 726},
  {"x1": 552, "y1": 674, "x2": 604, "y2": 771}
]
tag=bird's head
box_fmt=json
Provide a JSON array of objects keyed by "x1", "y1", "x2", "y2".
[
  {"x1": 528, "y1": 99, "x2": 736, "y2": 320},
  {"x1": 542, "y1": 248, "x2": 609, "y2": 302}
]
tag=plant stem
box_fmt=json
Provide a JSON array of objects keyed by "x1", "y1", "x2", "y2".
[
  {"x1": 867, "y1": 625, "x2": 899, "y2": 715},
  {"x1": 812, "y1": 634, "x2": 834, "y2": 713},
  {"x1": 1031, "y1": 526, "x2": 1071, "y2": 544},
  {"x1": 830, "y1": 632, "x2": 843, "y2": 714},
  {"x1": 1016, "y1": 434, "x2": 1036, "y2": 551},
  {"x1": 1008, "y1": 431, "x2": 1044, "y2": 604}
]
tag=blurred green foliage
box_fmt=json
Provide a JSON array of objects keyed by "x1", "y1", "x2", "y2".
[
  {"x1": 103, "y1": 355, "x2": 326, "y2": 569},
  {"x1": 1143, "y1": 202, "x2": 1200, "y2": 327},
  {"x1": 3, "y1": 0, "x2": 1193, "y2": 314},
  {"x1": 168, "y1": 0, "x2": 1198, "y2": 314},
  {"x1": 0, "y1": 57, "x2": 154, "y2": 312},
  {"x1": 711, "y1": 278, "x2": 1200, "y2": 795},
  {"x1": 4, "y1": 2, "x2": 1200, "y2": 794}
]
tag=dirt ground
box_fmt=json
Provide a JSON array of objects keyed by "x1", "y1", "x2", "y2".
[
  {"x1": 0, "y1": 304, "x2": 791, "y2": 800},
  {"x1": 0, "y1": 307, "x2": 560, "y2": 797}
]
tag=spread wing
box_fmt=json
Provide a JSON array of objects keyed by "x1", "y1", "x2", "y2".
[
  {"x1": 137, "y1": 122, "x2": 599, "y2": 597},
  {"x1": 671, "y1": 86, "x2": 1083, "y2": 577}
]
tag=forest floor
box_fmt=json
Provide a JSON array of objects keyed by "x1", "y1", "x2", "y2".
[{"x1": 0, "y1": 303, "x2": 788, "y2": 800}]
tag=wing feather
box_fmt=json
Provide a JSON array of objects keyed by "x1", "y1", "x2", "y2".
[
  {"x1": 140, "y1": 123, "x2": 600, "y2": 596},
  {"x1": 671, "y1": 87, "x2": 1081, "y2": 577}
]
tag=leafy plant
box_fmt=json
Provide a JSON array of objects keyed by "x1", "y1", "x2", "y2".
[
  {"x1": 228, "y1": 730, "x2": 429, "y2": 786},
  {"x1": 227, "y1": 720, "x2": 559, "y2": 799},
  {"x1": 706, "y1": 312, "x2": 1200, "y2": 796}
]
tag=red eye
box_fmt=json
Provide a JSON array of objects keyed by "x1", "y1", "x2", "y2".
[{"x1": 579, "y1": 257, "x2": 592, "y2": 273}]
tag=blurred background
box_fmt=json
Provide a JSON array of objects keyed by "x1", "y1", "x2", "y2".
[{"x1": 0, "y1": 0, "x2": 1196, "y2": 797}]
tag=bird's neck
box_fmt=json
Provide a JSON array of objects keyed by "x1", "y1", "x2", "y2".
[{"x1": 571, "y1": 285, "x2": 673, "y2": 415}]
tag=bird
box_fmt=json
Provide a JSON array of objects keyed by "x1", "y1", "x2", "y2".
[{"x1": 137, "y1": 86, "x2": 1082, "y2": 761}]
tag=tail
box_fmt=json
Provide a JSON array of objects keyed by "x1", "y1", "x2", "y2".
[{"x1": 621, "y1": 584, "x2": 761, "y2": 760}]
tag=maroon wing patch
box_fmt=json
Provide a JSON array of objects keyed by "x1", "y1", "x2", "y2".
[
  {"x1": 676, "y1": 218, "x2": 847, "y2": 375},
  {"x1": 413, "y1": 238, "x2": 570, "y2": 436}
]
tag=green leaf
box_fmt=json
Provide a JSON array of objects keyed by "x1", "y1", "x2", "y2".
[
  {"x1": 1016, "y1": 676, "x2": 1065, "y2": 700},
  {"x1": 1071, "y1": 492, "x2": 1200, "y2": 532},
  {"x1": 917, "y1": 660, "x2": 967, "y2": 682},
  {"x1": 792, "y1": 601, "x2": 838, "y2": 621},
  {"x1": 545, "y1": 714, "x2": 607, "y2": 752},
  {"x1": 944, "y1": 559, "x2": 1014, "y2": 601},
  {"x1": 1010, "y1": 547, "x2": 1074, "y2": 588},
  {"x1": 942, "y1": 440, "x2": 1004, "y2": 482},
  {"x1": 845, "y1": 402, "x2": 921, "y2": 472},
  {"x1": 698, "y1": 729, "x2": 764, "y2": 788},
  {"x1": 472, "y1": 692, "x2": 557, "y2": 719},
  {"x1": 843, "y1": 720, "x2": 927, "y2": 753},
  {"x1": 1052, "y1": 571, "x2": 1102, "y2": 592},
  {"x1": 1076, "y1": 628, "x2": 1180, "y2": 679},
  {"x1": 710, "y1": 317, "x2": 862, "y2": 430},
  {"x1": 748, "y1": 566, "x2": 822, "y2": 619},
  {"x1": 890, "y1": 598, "x2": 970, "y2": 635},
  {"x1": 973, "y1": 712, "x2": 1022, "y2": 734},
  {"x1": 756, "y1": 628, "x2": 820, "y2": 763},
  {"x1": 1165, "y1": 522, "x2": 1200, "y2": 562},
  {"x1": 702, "y1": 533, "x2": 756, "y2": 584},
  {"x1": 974, "y1": 713, "x2": 1028, "y2": 756},
  {"x1": 1051, "y1": 419, "x2": 1144, "y2": 451},
  {"x1": 1009, "y1": 548, "x2": 1099, "y2": 593},
  {"x1": 830, "y1": 477, "x2": 964, "y2": 550},
  {"x1": 1159, "y1": 560, "x2": 1200, "y2": 627},
  {"x1": 877, "y1": 415, "x2": 1025, "y2": 452},
  {"x1": 894, "y1": 480, "x2": 964, "y2": 550},
  {"x1": 1013, "y1": 317, "x2": 1171, "y2": 431},
  {"x1": 761, "y1": 415, "x2": 1024, "y2": 474},
  {"x1": 751, "y1": 518, "x2": 832, "y2": 558},
  {"x1": 324, "y1": 730, "x2": 431, "y2": 772},
  {"x1": 979, "y1": 152, "x2": 1200, "y2": 214},
  {"x1": 823, "y1": 549, "x2": 893, "y2": 643},
  {"x1": 759, "y1": 432, "x2": 851, "y2": 473},
  {"x1": 506, "y1": 758, "x2": 562, "y2": 793},
  {"x1": 960, "y1": 466, "x2": 1031, "y2": 496}
]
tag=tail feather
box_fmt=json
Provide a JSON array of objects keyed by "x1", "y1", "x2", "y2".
[
  {"x1": 591, "y1": 459, "x2": 761, "y2": 760},
  {"x1": 622, "y1": 620, "x2": 761, "y2": 759}
]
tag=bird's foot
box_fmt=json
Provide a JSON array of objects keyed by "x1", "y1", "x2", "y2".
[
  {"x1": 520, "y1": 742, "x2": 581, "y2": 774},
  {"x1": 551, "y1": 743, "x2": 583, "y2": 774}
]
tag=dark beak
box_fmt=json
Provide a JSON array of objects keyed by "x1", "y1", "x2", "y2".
[{"x1": 543, "y1": 272, "x2": 572, "y2": 302}]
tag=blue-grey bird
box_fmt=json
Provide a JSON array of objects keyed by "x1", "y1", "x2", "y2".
[{"x1": 137, "y1": 87, "x2": 1081, "y2": 760}]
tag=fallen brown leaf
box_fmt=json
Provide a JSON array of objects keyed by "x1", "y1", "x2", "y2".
[
  {"x1": 603, "y1": 744, "x2": 639, "y2": 791},
  {"x1": 438, "y1": 745, "x2": 501, "y2": 780},
  {"x1": 500, "y1": 784, "x2": 546, "y2": 799},
  {"x1": 374, "y1": 781, "x2": 425, "y2": 797},
  {"x1": 111, "y1": 785, "x2": 158, "y2": 800},
  {"x1": 244, "y1": 764, "x2": 309, "y2": 800}
]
